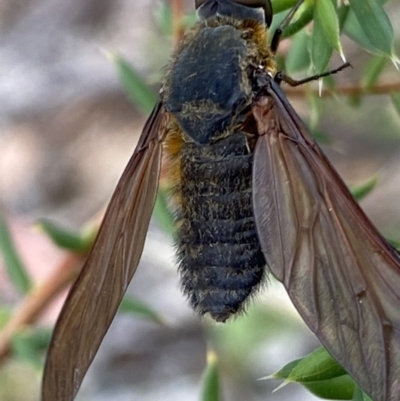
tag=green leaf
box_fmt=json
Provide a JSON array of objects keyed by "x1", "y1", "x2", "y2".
[
  {"x1": 111, "y1": 54, "x2": 157, "y2": 114},
  {"x1": 387, "y1": 237, "x2": 400, "y2": 251},
  {"x1": 153, "y1": 188, "x2": 175, "y2": 235},
  {"x1": 314, "y1": 0, "x2": 344, "y2": 60},
  {"x1": 282, "y1": 3, "x2": 314, "y2": 39},
  {"x1": 11, "y1": 327, "x2": 52, "y2": 368},
  {"x1": 155, "y1": 2, "x2": 173, "y2": 36},
  {"x1": 390, "y1": 92, "x2": 400, "y2": 118},
  {"x1": 308, "y1": 92, "x2": 322, "y2": 131},
  {"x1": 272, "y1": 348, "x2": 355, "y2": 400},
  {"x1": 347, "y1": 94, "x2": 362, "y2": 108},
  {"x1": 303, "y1": 374, "x2": 356, "y2": 400},
  {"x1": 337, "y1": 5, "x2": 351, "y2": 31},
  {"x1": 271, "y1": 0, "x2": 300, "y2": 15},
  {"x1": 348, "y1": 176, "x2": 378, "y2": 201},
  {"x1": 348, "y1": 0, "x2": 394, "y2": 58},
  {"x1": 0, "y1": 216, "x2": 32, "y2": 294},
  {"x1": 352, "y1": 386, "x2": 374, "y2": 401},
  {"x1": 182, "y1": 12, "x2": 198, "y2": 29},
  {"x1": 0, "y1": 308, "x2": 11, "y2": 329},
  {"x1": 273, "y1": 358, "x2": 302, "y2": 379},
  {"x1": 200, "y1": 351, "x2": 221, "y2": 401},
  {"x1": 37, "y1": 219, "x2": 93, "y2": 253},
  {"x1": 119, "y1": 295, "x2": 165, "y2": 324},
  {"x1": 311, "y1": 5, "x2": 334, "y2": 73},
  {"x1": 361, "y1": 56, "x2": 387, "y2": 89},
  {"x1": 343, "y1": 10, "x2": 380, "y2": 55},
  {"x1": 286, "y1": 30, "x2": 311, "y2": 74},
  {"x1": 270, "y1": 1, "x2": 314, "y2": 40},
  {"x1": 312, "y1": 129, "x2": 333, "y2": 145},
  {"x1": 287, "y1": 347, "x2": 347, "y2": 383}
]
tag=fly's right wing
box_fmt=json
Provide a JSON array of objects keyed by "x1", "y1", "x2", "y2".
[
  {"x1": 252, "y1": 82, "x2": 400, "y2": 401},
  {"x1": 42, "y1": 102, "x2": 167, "y2": 401}
]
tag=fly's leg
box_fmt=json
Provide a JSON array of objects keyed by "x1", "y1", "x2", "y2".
[
  {"x1": 270, "y1": 0, "x2": 305, "y2": 53},
  {"x1": 276, "y1": 62, "x2": 352, "y2": 87}
]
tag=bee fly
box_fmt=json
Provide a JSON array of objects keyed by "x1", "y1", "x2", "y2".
[{"x1": 42, "y1": 1, "x2": 400, "y2": 401}]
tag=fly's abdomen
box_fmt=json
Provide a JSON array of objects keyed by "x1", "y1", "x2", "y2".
[{"x1": 176, "y1": 132, "x2": 266, "y2": 322}]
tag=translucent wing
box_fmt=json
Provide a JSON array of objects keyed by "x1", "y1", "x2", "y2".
[
  {"x1": 42, "y1": 102, "x2": 167, "y2": 401},
  {"x1": 252, "y1": 80, "x2": 400, "y2": 401}
]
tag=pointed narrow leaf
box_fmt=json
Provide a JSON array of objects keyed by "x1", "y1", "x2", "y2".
[
  {"x1": 303, "y1": 375, "x2": 356, "y2": 400},
  {"x1": 201, "y1": 351, "x2": 221, "y2": 401},
  {"x1": 361, "y1": 56, "x2": 387, "y2": 89},
  {"x1": 111, "y1": 54, "x2": 157, "y2": 114},
  {"x1": 153, "y1": 188, "x2": 175, "y2": 235},
  {"x1": 0, "y1": 308, "x2": 11, "y2": 329},
  {"x1": 348, "y1": 175, "x2": 378, "y2": 200},
  {"x1": 11, "y1": 328, "x2": 52, "y2": 368},
  {"x1": 348, "y1": 0, "x2": 394, "y2": 57},
  {"x1": 387, "y1": 237, "x2": 400, "y2": 251},
  {"x1": 352, "y1": 386, "x2": 374, "y2": 401},
  {"x1": 311, "y1": 129, "x2": 333, "y2": 145},
  {"x1": 337, "y1": 5, "x2": 350, "y2": 31},
  {"x1": 308, "y1": 92, "x2": 322, "y2": 131},
  {"x1": 343, "y1": 10, "x2": 380, "y2": 55},
  {"x1": 0, "y1": 216, "x2": 32, "y2": 294},
  {"x1": 390, "y1": 92, "x2": 400, "y2": 118},
  {"x1": 155, "y1": 2, "x2": 173, "y2": 35},
  {"x1": 119, "y1": 296, "x2": 165, "y2": 324},
  {"x1": 286, "y1": 30, "x2": 311, "y2": 74},
  {"x1": 282, "y1": 3, "x2": 314, "y2": 39},
  {"x1": 182, "y1": 12, "x2": 198, "y2": 29},
  {"x1": 273, "y1": 358, "x2": 302, "y2": 379},
  {"x1": 311, "y1": 6, "x2": 334, "y2": 73},
  {"x1": 288, "y1": 347, "x2": 347, "y2": 383},
  {"x1": 37, "y1": 219, "x2": 92, "y2": 253},
  {"x1": 271, "y1": 0, "x2": 299, "y2": 15},
  {"x1": 272, "y1": 349, "x2": 355, "y2": 400},
  {"x1": 314, "y1": 0, "x2": 344, "y2": 59}
]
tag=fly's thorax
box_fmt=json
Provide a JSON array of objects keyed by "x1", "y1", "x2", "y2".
[{"x1": 162, "y1": 17, "x2": 275, "y2": 145}]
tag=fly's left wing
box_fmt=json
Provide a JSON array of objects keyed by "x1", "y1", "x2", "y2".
[
  {"x1": 42, "y1": 102, "x2": 167, "y2": 401},
  {"x1": 252, "y1": 79, "x2": 400, "y2": 401}
]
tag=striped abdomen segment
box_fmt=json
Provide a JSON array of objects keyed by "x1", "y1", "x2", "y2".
[{"x1": 176, "y1": 131, "x2": 266, "y2": 322}]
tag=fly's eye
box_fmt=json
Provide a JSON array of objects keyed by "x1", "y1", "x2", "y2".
[{"x1": 195, "y1": 0, "x2": 273, "y2": 27}]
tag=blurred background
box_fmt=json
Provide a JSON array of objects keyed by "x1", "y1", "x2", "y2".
[{"x1": 0, "y1": 0, "x2": 400, "y2": 400}]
